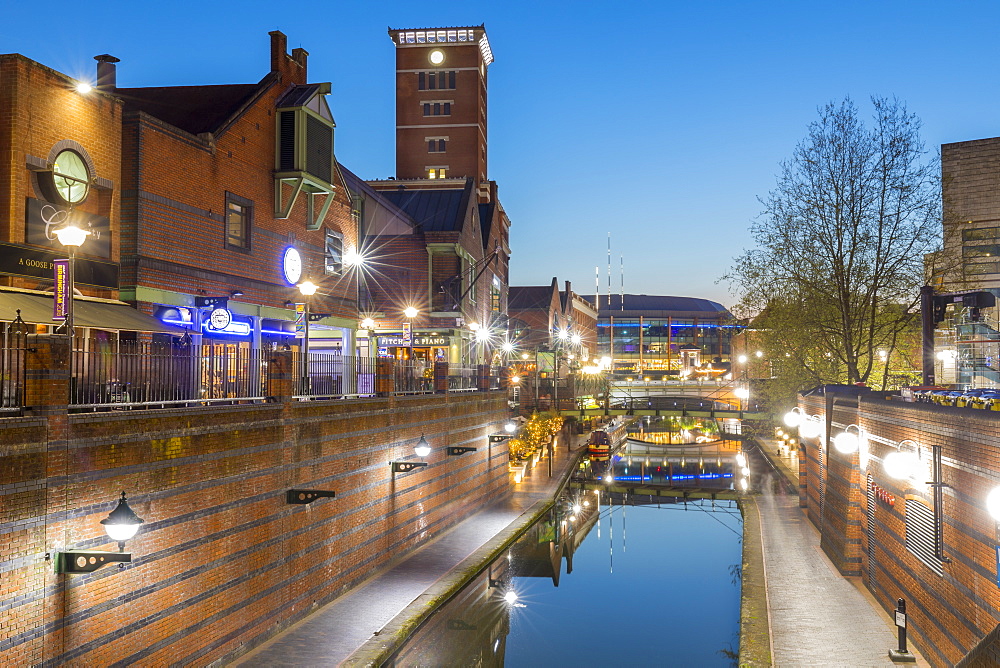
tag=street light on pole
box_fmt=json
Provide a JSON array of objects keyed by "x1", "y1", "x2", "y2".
[
  {"x1": 298, "y1": 280, "x2": 318, "y2": 393},
  {"x1": 52, "y1": 222, "x2": 91, "y2": 339}
]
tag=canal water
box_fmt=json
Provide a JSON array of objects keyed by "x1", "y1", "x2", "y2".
[{"x1": 390, "y1": 437, "x2": 744, "y2": 667}]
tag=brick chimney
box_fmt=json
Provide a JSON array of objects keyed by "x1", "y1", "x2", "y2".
[
  {"x1": 269, "y1": 31, "x2": 287, "y2": 72},
  {"x1": 94, "y1": 54, "x2": 120, "y2": 90}
]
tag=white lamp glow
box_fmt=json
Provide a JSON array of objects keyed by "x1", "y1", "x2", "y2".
[
  {"x1": 53, "y1": 224, "x2": 91, "y2": 247},
  {"x1": 986, "y1": 487, "x2": 1000, "y2": 522},
  {"x1": 414, "y1": 435, "x2": 431, "y2": 457},
  {"x1": 297, "y1": 280, "x2": 318, "y2": 296},
  {"x1": 783, "y1": 410, "x2": 802, "y2": 428},
  {"x1": 799, "y1": 416, "x2": 822, "y2": 439},
  {"x1": 833, "y1": 430, "x2": 859, "y2": 454},
  {"x1": 883, "y1": 450, "x2": 918, "y2": 479}
]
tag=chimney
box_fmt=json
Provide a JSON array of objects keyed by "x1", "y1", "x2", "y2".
[
  {"x1": 291, "y1": 47, "x2": 308, "y2": 78},
  {"x1": 269, "y1": 31, "x2": 287, "y2": 72},
  {"x1": 94, "y1": 54, "x2": 120, "y2": 90}
]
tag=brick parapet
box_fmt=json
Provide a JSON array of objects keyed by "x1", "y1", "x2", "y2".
[
  {"x1": 799, "y1": 394, "x2": 1000, "y2": 665},
  {"x1": 0, "y1": 390, "x2": 509, "y2": 666}
]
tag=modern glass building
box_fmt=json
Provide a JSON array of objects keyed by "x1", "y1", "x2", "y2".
[{"x1": 587, "y1": 294, "x2": 736, "y2": 377}]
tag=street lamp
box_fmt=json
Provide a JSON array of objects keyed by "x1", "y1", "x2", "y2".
[
  {"x1": 52, "y1": 222, "x2": 91, "y2": 338},
  {"x1": 56, "y1": 491, "x2": 145, "y2": 574},
  {"x1": 298, "y1": 280, "x2": 318, "y2": 393}
]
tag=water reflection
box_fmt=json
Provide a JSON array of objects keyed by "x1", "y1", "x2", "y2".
[{"x1": 391, "y1": 485, "x2": 742, "y2": 667}]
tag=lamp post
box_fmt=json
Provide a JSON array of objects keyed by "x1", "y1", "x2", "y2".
[
  {"x1": 403, "y1": 307, "x2": 418, "y2": 390},
  {"x1": 298, "y1": 280, "x2": 318, "y2": 393},
  {"x1": 52, "y1": 222, "x2": 91, "y2": 339}
]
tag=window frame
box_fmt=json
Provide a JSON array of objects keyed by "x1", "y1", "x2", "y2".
[
  {"x1": 324, "y1": 229, "x2": 344, "y2": 276},
  {"x1": 224, "y1": 192, "x2": 253, "y2": 251}
]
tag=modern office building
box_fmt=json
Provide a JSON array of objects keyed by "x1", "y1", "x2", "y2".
[{"x1": 588, "y1": 294, "x2": 735, "y2": 377}]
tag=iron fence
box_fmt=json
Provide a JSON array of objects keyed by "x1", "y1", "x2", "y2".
[
  {"x1": 293, "y1": 352, "x2": 378, "y2": 397},
  {"x1": 70, "y1": 341, "x2": 267, "y2": 408},
  {"x1": 0, "y1": 316, "x2": 29, "y2": 412},
  {"x1": 449, "y1": 366, "x2": 477, "y2": 391}
]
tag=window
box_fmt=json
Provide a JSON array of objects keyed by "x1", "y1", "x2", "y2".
[
  {"x1": 427, "y1": 167, "x2": 448, "y2": 179},
  {"x1": 491, "y1": 276, "x2": 502, "y2": 312},
  {"x1": 324, "y1": 230, "x2": 343, "y2": 276},
  {"x1": 225, "y1": 193, "x2": 252, "y2": 250},
  {"x1": 422, "y1": 101, "x2": 452, "y2": 116},
  {"x1": 427, "y1": 137, "x2": 447, "y2": 153},
  {"x1": 418, "y1": 71, "x2": 457, "y2": 90},
  {"x1": 965, "y1": 262, "x2": 1000, "y2": 275},
  {"x1": 964, "y1": 227, "x2": 1000, "y2": 242},
  {"x1": 964, "y1": 244, "x2": 1000, "y2": 257}
]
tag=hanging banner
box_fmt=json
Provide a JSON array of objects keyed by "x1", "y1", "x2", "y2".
[
  {"x1": 294, "y1": 304, "x2": 306, "y2": 338},
  {"x1": 402, "y1": 321, "x2": 412, "y2": 344},
  {"x1": 53, "y1": 259, "x2": 69, "y2": 321}
]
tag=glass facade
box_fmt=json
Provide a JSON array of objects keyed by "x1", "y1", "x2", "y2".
[{"x1": 595, "y1": 316, "x2": 734, "y2": 374}]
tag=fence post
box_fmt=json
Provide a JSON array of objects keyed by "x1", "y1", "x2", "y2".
[
  {"x1": 477, "y1": 364, "x2": 490, "y2": 392},
  {"x1": 265, "y1": 348, "x2": 293, "y2": 402},
  {"x1": 434, "y1": 361, "x2": 449, "y2": 393},
  {"x1": 376, "y1": 358, "x2": 396, "y2": 396}
]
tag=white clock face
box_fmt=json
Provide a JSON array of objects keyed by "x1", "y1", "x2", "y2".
[
  {"x1": 283, "y1": 247, "x2": 302, "y2": 285},
  {"x1": 209, "y1": 308, "x2": 232, "y2": 330},
  {"x1": 429, "y1": 49, "x2": 445, "y2": 65}
]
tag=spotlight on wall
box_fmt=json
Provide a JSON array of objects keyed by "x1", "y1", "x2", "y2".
[
  {"x1": 230, "y1": 290, "x2": 245, "y2": 298},
  {"x1": 56, "y1": 491, "x2": 144, "y2": 574},
  {"x1": 286, "y1": 489, "x2": 336, "y2": 504}
]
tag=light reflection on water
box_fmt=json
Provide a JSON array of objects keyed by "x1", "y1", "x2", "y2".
[{"x1": 390, "y1": 490, "x2": 742, "y2": 667}]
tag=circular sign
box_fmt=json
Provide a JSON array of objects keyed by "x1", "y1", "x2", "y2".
[
  {"x1": 282, "y1": 247, "x2": 302, "y2": 285},
  {"x1": 429, "y1": 49, "x2": 445, "y2": 65},
  {"x1": 208, "y1": 308, "x2": 232, "y2": 330}
]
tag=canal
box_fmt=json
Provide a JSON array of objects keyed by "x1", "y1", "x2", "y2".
[{"x1": 390, "y1": 429, "x2": 744, "y2": 666}]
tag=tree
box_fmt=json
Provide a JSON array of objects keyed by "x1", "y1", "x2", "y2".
[{"x1": 725, "y1": 97, "x2": 948, "y2": 408}]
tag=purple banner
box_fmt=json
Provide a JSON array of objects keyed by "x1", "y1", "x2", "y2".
[{"x1": 53, "y1": 259, "x2": 69, "y2": 321}]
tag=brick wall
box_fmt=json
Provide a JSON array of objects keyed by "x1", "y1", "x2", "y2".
[
  {"x1": 799, "y1": 394, "x2": 1000, "y2": 665},
  {"x1": 0, "y1": 335, "x2": 510, "y2": 666}
]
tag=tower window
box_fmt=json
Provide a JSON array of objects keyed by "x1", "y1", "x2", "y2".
[
  {"x1": 418, "y1": 71, "x2": 457, "y2": 91},
  {"x1": 427, "y1": 138, "x2": 447, "y2": 153},
  {"x1": 427, "y1": 167, "x2": 448, "y2": 179},
  {"x1": 422, "y1": 101, "x2": 452, "y2": 116}
]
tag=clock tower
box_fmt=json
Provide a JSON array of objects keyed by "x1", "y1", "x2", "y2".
[{"x1": 388, "y1": 26, "x2": 493, "y2": 199}]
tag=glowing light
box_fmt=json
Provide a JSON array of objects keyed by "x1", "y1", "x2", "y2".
[
  {"x1": 510, "y1": 375, "x2": 520, "y2": 384},
  {"x1": 76, "y1": 81, "x2": 92, "y2": 94},
  {"x1": 297, "y1": 280, "x2": 318, "y2": 296},
  {"x1": 571, "y1": 333, "x2": 581, "y2": 345},
  {"x1": 799, "y1": 416, "x2": 822, "y2": 439},
  {"x1": 783, "y1": 410, "x2": 802, "y2": 428},
  {"x1": 735, "y1": 452, "x2": 746, "y2": 467},
  {"x1": 501, "y1": 341, "x2": 514, "y2": 354},
  {"x1": 741, "y1": 467, "x2": 750, "y2": 477},
  {"x1": 503, "y1": 590, "x2": 518, "y2": 604},
  {"x1": 557, "y1": 329, "x2": 569, "y2": 341},
  {"x1": 833, "y1": 430, "x2": 859, "y2": 454},
  {"x1": 755, "y1": 350, "x2": 763, "y2": 358},
  {"x1": 604, "y1": 474, "x2": 613, "y2": 483},
  {"x1": 734, "y1": 387, "x2": 750, "y2": 399},
  {"x1": 360, "y1": 317, "x2": 375, "y2": 330},
  {"x1": 883, "y1": 450, "x2": 918, "y2": 479},
  {"x1": 403, "y1": 306, "x2": 418, "y2": 319},
  {"x1": 737, "y1": 355, "x2": 747, "y2": 364},
  {"x1": 475, "y1": 327, "x2": 491, "y2": 343},
  {"x1": 468, "y1": 322, "x2": 480, "y2": 331},
  {"x1": 740, "y1": 478, "x2": 749, "y2": 491},
  {"x1": 343, "y1": 247, "x2": 365, "y2": 267},
  {"x1": 414, "y1": 436, "x2": 431, "y2": 457},
  {"x1": 986, "y1": 487, "x2": 1000, "y2": 522},
  {"x1": 53, "y1": 224, "x2": 90, "y2": 247},
  {"x1": 573, "y1": 504, "x2": 582, "y2": 513},
  {"x1": 504, "y1": 420, "x2": 517, "y2": 433}
]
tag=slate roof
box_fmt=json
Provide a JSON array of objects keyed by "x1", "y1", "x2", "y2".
[
  {"x1": 584, "y1": 294, "x2": 730, "y2": 317},
  {"x1": 115, "y1": 83, "x2": 262, "y2": 135},
  {"x1": 275, "y1": 83, "x2": 322, "y2": 108},
  {"x1": 339, "y1": 163, "x2": 413, "y2": 223},
  {"x1": 508, "y1": 286, "x2": 557, "y2": 311},
  {"x1": 379, "y1": 182, "x2": 472, "y2": 232}
]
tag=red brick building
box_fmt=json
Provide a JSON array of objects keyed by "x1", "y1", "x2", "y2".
[
  {"x1": 0, "y1": 51, "x2": 179, "y2": 341},
  {"x1": 115, "y1": 31, "x2": 359, "y2": 354}
]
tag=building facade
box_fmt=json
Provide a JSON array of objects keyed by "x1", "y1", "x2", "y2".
[{"x1": 589, "y1": 294, "x2": 735, "y2": 377}]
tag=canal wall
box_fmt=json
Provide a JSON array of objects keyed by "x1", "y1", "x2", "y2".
[
  {"x1": 798, "y1": 393, "x2": 1000, "y2": 666},
  {"x1": 0, "y1": 336, "x2": 510, "y2": 666}
]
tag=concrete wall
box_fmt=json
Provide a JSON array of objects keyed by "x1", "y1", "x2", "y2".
[
  {"x1": 0, "y1": 334, "x2": 510, "y2": 665},
  {"x1": 799, "y1": 393, "x2": 1000, "y2": 665}
]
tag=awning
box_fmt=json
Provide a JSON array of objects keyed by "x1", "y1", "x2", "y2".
[{"x1": 0, "y1": 292, "x2": 186, "y2": 334}]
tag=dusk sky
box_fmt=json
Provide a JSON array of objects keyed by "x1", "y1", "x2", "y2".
[{"x1": 4, "y1": 1, "x2": 1000, "y2": 308}]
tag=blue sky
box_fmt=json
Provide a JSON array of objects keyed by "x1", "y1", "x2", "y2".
[{"x1": 4, "y1": 1, "x2": 1000, "y2": 308}]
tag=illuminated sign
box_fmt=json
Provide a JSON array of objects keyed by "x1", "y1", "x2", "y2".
[
  {"x1": 203, "y1": 309, "x2": 250, "y2": 336},
  {"x1": 282, "y1": 247, "x2": 302, "y2": 285},
  {"x1": 208, "y1": 308, "x2": 232, "y2": 330},
  {"x1": 53, "y1": 259, "x2": 69, "y2": 320},
  {"x1": 378, "y1": 335, "x2": 449, "y2": 347}
]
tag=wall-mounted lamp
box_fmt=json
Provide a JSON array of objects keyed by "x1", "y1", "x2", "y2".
[
  {"x1": 489, "y1": 434, "x2": 511, "y2": 444},
  {"x1": 56, "y1": 491, "x2": 144, "y2": 574},
  {"x1": 833, "y1": 424, "x2": 865, "y2": 454},
  {"x1": 230, "y1": 290, "x2": 245, "y2": 298},
  {"x1": 392, "y1": 462, "x2": 428, "y2": 473},
  {"x1": 799, "y1": 415, "x2": 822, "y2": 440},
  {"x1": 286, "y1": 489, "x2": 336, "y2": 504},
  {"x1": 504, "y1": 420, "x2": 517, "y2": 433},
  {"x1": 414, "y1": 435, "x2": 432, "y2": 457},
  {"x1": 448, "y1": 446, "x2": 477, "y2": 456},
  {"x1": 783, "y1": 406, "x2": 805, "y2": 428},
  {"x1": 884, "y1": 439, "x2": 920, "y2": 479}
]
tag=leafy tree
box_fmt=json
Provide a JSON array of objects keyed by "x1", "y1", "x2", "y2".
[{"x1": 725, "y1": 97, "x2": 951, "y2": 408}]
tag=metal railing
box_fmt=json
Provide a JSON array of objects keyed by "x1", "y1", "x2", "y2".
[
  {"x1": 63, "y1": 345, "x2": 500, "y2": 410},
  {"x1": 70, "y1": 341, "x2": 267, "y2": 408},
  {"x1": 0, "y1": 316, "x2": 29, "y2": 412}
]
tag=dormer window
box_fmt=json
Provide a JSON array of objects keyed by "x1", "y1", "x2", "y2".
[{"x1": 274, "y1": 83, "x2": 337, "y2": 229}]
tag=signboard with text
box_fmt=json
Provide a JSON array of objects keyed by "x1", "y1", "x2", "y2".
[
  {"x1": 377, "y1": 335, "x2": 449, "y2": 347},
  {"x1": 0, "y1": 242, "x2": 117, "y2": 288},
  {"x1": 53, "y1": 259, "x2": 69, "y2": 321},
  {"x1": 26, "y1": 198, "x2": 111, "y2": 258}
]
